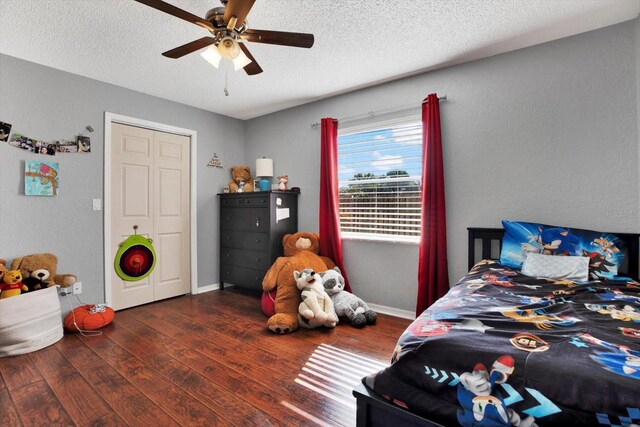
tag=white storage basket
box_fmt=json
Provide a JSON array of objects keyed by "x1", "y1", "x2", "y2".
[{"x1": 0, "y1": 286, "x2": 63, "y2": 357}]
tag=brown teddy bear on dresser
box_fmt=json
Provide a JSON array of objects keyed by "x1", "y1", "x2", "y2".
[
  {"x1": 262, "y1": 231, "x2": 336, "y2": 334},
  {"x1": 228, "y1": 165, "x2": 255, "y2": 193},
  {"x1": 11, "y1": 253, "x2": 77, "y2": 289}
]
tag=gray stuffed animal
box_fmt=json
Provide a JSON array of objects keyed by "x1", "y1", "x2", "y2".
[{"x1": 320, "y1": 267, "x2": 376, "y2": 328}]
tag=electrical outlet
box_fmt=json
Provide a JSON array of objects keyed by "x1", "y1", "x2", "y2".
[
  {"x1": 92, "y1": 198, "x2": 102, "y2": 211},
  {"x1": 73, "y1": 281, "x2": 82, "y2": 295}
]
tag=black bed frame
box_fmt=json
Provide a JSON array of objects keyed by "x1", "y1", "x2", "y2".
[
  {"x1": 467, "y1": 227, "x2": 640, "y2": 280},
  {"x1": 353, "y1": 227, "x2": 640, "y2": 426}
]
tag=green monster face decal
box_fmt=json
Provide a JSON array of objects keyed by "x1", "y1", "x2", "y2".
[{"x1": 114, "y1": 234, "x2": 156, "y2": 281}]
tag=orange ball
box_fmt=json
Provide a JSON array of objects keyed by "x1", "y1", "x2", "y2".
[{"x1": 64, "y1": 305, "x2": 114, "y2": 331}]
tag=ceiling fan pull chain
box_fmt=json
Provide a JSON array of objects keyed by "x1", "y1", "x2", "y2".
[{"x1": 224, "y1": 60, "x2": 230, "y2": 96}]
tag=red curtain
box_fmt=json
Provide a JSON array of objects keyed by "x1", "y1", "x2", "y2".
[
  {"x1": 319, "y1": 118, "x2": 352, "y2": 292},
  {"x1": 416, "y1": 94, "x2": 449, "y2": 315}
]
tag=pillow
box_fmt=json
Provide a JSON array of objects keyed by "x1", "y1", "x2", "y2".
[
  {"x1": 521, "y1": 253, "x2": 590, "y2": 281},
  {"x1": 499, "y1": 220, "x2": 625, "y2": 279},
  {"x1": 63, "y1": 304, "x2": 114, "y2": 332},
  {"x1": 261, "y1": 290, "x2": 277, "y2": 317}
]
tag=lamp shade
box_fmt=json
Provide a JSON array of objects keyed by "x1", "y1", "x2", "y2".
[
  {"x1": 232, "y1": 49, "x2": 252, "y2": 71},
  {"x1": 256, "y1": 158, "x2": 273, "y2": 177},
  {"x1": 200, "y1": 46, "x2": 222, "y2": 68}
]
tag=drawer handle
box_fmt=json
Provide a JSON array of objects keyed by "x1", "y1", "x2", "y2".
[
  {"x1": 225, "y1": 236, "x2": 230, "y2": 240},
  {"x1": 255, "y1": 239, "x2": 261, "y2": 243},
  {"x1": 256, "y1": 217, "x2": 261, "y2": 227}
]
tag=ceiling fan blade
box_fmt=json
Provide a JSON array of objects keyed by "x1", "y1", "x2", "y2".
[
  {"x1": 224, "y1": 0, "x2": 256, "y2": 30},
  {"x1": 134, "y1": 0, "x2": 214, "y2": 31},
  {"x1": 162, "y1": 37, "x2": 216, "y2": 59},
  {"x1": 241, "y1": 29, "x2": 314, "y2": 48},
  {"x1": 238, "y1": 43, "x2": 263, "y2": 75}
]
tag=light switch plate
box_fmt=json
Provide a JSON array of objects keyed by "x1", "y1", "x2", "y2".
[{"x1": 92, "y1": 199, "x2": 102, "y2": 211}]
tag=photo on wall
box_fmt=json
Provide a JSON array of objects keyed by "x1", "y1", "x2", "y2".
[
  {"x1": 56, "y1": 139, "x2": 78, "y2": 153},
  {"x1": 9, "y1": 133, "x2": 37, "y2": 152},
  {"x1": 77, "y1": 135, "x2": 91, "y2": 153},
  {"x1": 0, "y1": 121, "x2": 12, "y2": 142},
  {"x1": 34, "y1": 140, "x2": 56, "y2": 156},
  {"x1": 25, "y1": 160, "x2": 59, "y2": 196}
]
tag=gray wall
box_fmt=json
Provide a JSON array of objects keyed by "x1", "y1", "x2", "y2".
[
  {"x1": 0, "y1": 54, "x2": 244, "y2": 308},
  {"x1": 245, "y1": 20, "x2": 640, "y2": 313},
  {"x1": 2, "y1": 18, "x2": 639, "y2": 316},
  {"x1": 637, "y1": 17, "x2": 640, "y2": 231}
]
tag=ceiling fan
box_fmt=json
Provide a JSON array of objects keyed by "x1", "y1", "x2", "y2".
[{"x1": 134, "y1": 0, "x2": 314, "y2": 76}]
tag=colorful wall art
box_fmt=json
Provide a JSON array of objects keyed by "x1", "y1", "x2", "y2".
[{"x1": 25, "y1": 161, "x2": 59, "y2": 196}]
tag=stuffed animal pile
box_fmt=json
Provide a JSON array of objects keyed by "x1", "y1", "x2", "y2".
[
  {"x1": 262, "y1": 231, "x2": 336, "y2": 334},
  {"x1": 295, "y1": 269, "x2": 337, "y2": 329},
  {"x1": 0, "y1": 253, "x2": 77, "y2": 300},
  {"x1": 321, "y1": 267, "x2": 377, "y2": 328}
]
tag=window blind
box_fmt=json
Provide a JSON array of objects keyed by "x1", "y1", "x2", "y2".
[{"x1": 338, "y1": 120, "x2": 422, "y2": 241}]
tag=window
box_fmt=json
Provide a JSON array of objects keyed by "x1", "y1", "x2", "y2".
[{"x1": 338, "y1": 118, "x2": 422, "y2": 243}]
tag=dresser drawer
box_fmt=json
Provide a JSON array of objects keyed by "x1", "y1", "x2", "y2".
[
  {"x1": 220, "y1": 195, "x2": 269, "y2": 208},
  {"x1": 220, "y1": 264, "x2": 265, "y2": 291},
  {"x1": 220, "y1": 230, "x2": 268, "y2": 251},
  {"x1": 220, "y1": 208, "x2": 269, "y2": 232},
  {"x1": 243, "y1": 195, "x2": 269, "y2": 207},
  {"x1": 220, "y1": 248, "x2": 271, "y2": 270}
]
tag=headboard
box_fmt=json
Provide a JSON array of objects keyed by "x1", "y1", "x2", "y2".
[{"x1": 468, "y1": 227, "x2": 640, "y2": 280}]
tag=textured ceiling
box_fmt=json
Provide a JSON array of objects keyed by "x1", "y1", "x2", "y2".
[{"x1": 1, "y1": 0, "x2": 639, "y2": 120}]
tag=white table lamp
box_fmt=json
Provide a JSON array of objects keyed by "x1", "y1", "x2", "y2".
[{"x1": 256, "y1": 157, "x2": 273, "y2": 191}]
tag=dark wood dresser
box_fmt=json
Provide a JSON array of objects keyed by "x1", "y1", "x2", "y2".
[{"x1": 218, "y1": 191, "x2": 299, "y2": 291}]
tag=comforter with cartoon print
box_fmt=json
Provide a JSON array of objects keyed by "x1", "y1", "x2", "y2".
[{"x1": 364, "y1": 261, "x2": 640, "y2": 427}]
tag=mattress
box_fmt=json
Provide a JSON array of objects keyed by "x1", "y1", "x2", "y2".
[
  {"x1": 364, "y1": 261, "x2": 640, "y2": 426},
  {"x1": 0, "y1": 286, "x2": 63, "y2": 357}
]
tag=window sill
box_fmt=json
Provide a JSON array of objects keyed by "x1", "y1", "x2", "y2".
[{"x1": 341, "y1": 232, "x2": 420, "y2": 245}]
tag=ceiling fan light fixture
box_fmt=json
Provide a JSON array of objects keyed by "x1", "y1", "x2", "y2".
[
  {"x1": 218, "y1": 35, "x2": 240, "y2": 60},
  {"x1": 232, "y1": 49, "x2": 252, "y2": 71},
  {"x1": 200, "y1": 45, "x2": 222, "y2": 68}
]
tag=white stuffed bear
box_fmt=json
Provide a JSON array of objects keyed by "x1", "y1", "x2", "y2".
[
  {"x1": 294, "y1": 269, "x2": 338, "y2": 329},
  {"x1": 321, "y1": 267, "x2": 377, "y2": 328}
]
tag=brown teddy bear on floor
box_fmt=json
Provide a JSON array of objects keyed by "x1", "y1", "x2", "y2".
[
  {"x1": 262, "y1": 231, "x2": 336, "y2": 334},
  {"x1": 11, "y1": 253, "x2": 77, "y2": 288},
  {"x1": 228, "y1": 165, "x2": 255, "y2": 193}
]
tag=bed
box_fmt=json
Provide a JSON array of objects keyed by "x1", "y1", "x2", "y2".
[{"x1": 354, "y1": 226, "x2": 640, "y2": 427}]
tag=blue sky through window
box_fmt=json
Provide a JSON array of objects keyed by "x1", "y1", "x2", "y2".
[{"x1": 338, "y1": 121, "x2": 422, "y2": 187}]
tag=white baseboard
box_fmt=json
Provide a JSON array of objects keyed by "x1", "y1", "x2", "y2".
[
  {"x1": 194, "y1": 286, "x2": 413, "y2": 319},
  {"x1": 366, "y1": 302, "x2": 415, "y2": 320},
  {"x1": 195, "y1": 283, "x2": 220, "y2": 294},
  {"x1": 195, "y1": 283, "x2": 235, "y2": 294}
]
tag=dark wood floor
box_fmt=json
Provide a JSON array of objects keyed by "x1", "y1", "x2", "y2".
[{"x1": 0, "y1": 289, "x2": 412, "y2": 426}]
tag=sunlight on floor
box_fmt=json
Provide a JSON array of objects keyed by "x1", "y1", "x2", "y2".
[
  {"x1": 281, "y1": 343, "x2": 391, "y2": 425},
  {"x1": 280, "y1": 400, "x2": 335, "y2": 427}
]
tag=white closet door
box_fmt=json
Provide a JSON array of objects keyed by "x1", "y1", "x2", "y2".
[
  {"x1": 110, "y1": 123, "x2": 190, "y2": 310},
  {"x1": 152, "y1": 130, "x2": 190, "y2": 301}
]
